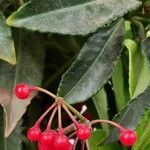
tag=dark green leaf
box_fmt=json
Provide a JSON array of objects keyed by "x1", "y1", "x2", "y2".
[
  {"x1": 58, "y1": 19, "x2": 124, "y2": 104},
  {"x1": 0, "y1": 30, "x2": 45, "y2": 137},
  {"x1": 6, "y1": 0, "x2": 141, "y2": 35},
  {"x1": 103, "y1": 86, "x2": 150, "y2": 144},
  {"x1": 0, "y1": 11, "x2": 16, "y2": 65},
  {"x1": 142, "y1": 37, "x2": 150, "y2": 61}
]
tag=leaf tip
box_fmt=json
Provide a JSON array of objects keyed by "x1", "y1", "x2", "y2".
[{"x1": 6, "y1": 16, "x2": 14, "y2": 26}]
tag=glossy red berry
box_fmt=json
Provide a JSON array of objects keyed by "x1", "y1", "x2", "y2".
[
  {"x1": 38, "y1": 141, "x2": 53, "y2": 150},
  {"x1": 15, "y1": 83, "x2": 30, "y2": 99},
  {"x1": 119, "y1": 129, "x2": 137, "y2": 146},
  {"x1": 76, "y1": 123, "x2": 92, "y2": 140},
  {"x1": 53, "y1": 133, "x2": 72, "y2": 149},
  {"x1": 27, "y1": 126, "x2": 41, "y2": 141},
  {"x1": 39, "y1": 130, "x2": 56, "y2": 146}
]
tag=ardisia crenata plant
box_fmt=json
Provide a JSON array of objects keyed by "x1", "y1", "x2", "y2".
[
  {"x1": 15, "y1": 83, "x2": 137, "y2": 150},
  {"x1": 0, "y1": 0, "x2": 150, "y2": 150}
]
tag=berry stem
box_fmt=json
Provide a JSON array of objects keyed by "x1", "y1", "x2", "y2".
[
  {"x1": 62, "y1": 104, "x2": 78, "y2": 126},
  {"x1": 86, "y1": 140, "x2": 90, "y2": 150},
  {"x1": 30, "y1": 86, "x2": 57, "y2": 99},
  {"x1": 58, "y1": 104, "x2": 63, "y2": 134},
  {"x1": 63, "y1": 101, "x2": 86, "y2": 122},
  {"x1": 68, "y1": 131, "x2": 76, "y2": 138},
  {"x1": 30, "y1": 86, "x2": 86, "y2": 122},
  {"x1": 82, "y1": 141, "x2": 85, "y2": 150},
  {"x1": 46, "y1": 106, "x2": 58, "y2": 130},
  {"x1": 63, "y1": 123, "x2": 75, "y2": 135},
  {"x1": 73, "y1": 137, "x2": 78, "y2": 150},
  {"x1": 91, "y1": 119, "x2": 125, "y2": 132},
  {"x1": 35, "y1": 102, "x2": 56, "y2": 126}
]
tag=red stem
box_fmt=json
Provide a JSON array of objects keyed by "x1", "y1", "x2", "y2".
[
  {"x1": 58, "y1": 104, "x2": 63, "y2": 134},
  {"x1": 30, "y1": 86, "x2": 57, "y2": 99},
  {"x1": 46, "y1": 106, "x2": 58, "y2": 130},
  {"x1": 91, "y1": 119, "x2": 125, "y2": 132},
  {"x1": 73, "y1": 138, "x2": 78, "y2": 150},
  {"x1": 82, "y1": 141, "x2": 85, "y2": 150},
  {"x1": 62, "y1": 104, "x2": 78, "y2": 126},
  {"x1": 34, "y1": 102, "x2": 56, "y2": 127}
]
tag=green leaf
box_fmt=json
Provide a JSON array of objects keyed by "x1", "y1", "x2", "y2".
[
  {"x1": 93, "y1": 88, "x2": 109, "y2": 131},
  {"x1": 89, "y1": 129, "x2": 121, "y2": 150},
  {"x1": 125, "y1": 20, "x2": 133, "y2": 39},
  {"x1": 142, "y1": 37, "x2": 150, "y2": 61},
  {"x1": 6, "y1": 0, "x2": 141, "y2": 35},
  {"x1": 0, "y1": 106, "x2": 23, "y2": 150},
  {"x1": 112, "y1": 58, "x2": 130, "y2": 111},
  {"x1": 132, "y1": 110, "x2": 150, "y2": 150},
  {"x1": 88, "y1": 129, "x2": 106, "y2": 150},
  {"x1": 0, "y1": 30, "x2": 45, "y2": 137},
  {"x1": 58, "y1": 19, "x2": 124, "y2": 104},
  {"x1": 0, "y1": 11, "x2": 16, "y2": 65},
  {"x1": 103, "y1": 85, "x2": 150, "y2": 145},
  {"x1": 124, "y1": 39, "x2": 150, "y2": 98}
]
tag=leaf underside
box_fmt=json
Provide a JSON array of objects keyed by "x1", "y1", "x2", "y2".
[
  {"x1": 0, "y1": 106, "x2": 23, "y2": 150},
  {"x1": 58, "y1": 19, "x2": 124, "y2": 104},
  {"x1": 0, "y1": 30, "x2": 45, "y2": 137},
  {"x1": 6, "y1": 0, "x2": 141, "y2": 35}
]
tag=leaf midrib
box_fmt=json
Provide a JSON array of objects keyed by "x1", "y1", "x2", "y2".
[{"x1": 63, "y1": 20, "x2": 123, "y2": 99}]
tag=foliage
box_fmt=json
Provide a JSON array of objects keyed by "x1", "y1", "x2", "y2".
[{"x1": 0, "y1": 0, "x2": 150, "y2": 149}]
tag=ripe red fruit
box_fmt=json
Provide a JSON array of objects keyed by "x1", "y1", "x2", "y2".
[
  {"x1": 119, "y1": 129, "x2": 137, "y2": 146},
  {"x1": 53, "y1": 133, "x2": 72, "y2": 150},
  {"x1": 38, "y1": 142, "x2": 53, "y2": 150},
  {"x1": 27, "y1": 126, "x2": 41, "y2": 141},
  {"x1": 15, "y1": 83, "x2": 30, "y2": 99},
  {"x1": 76, "y1": 123, "x2": 92, "y2": 140},
  {"x1": 39, "y1": 130, "x2": 56, "y2": 146}
]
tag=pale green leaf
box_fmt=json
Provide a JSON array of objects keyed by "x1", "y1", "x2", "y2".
[
  {"x1": 132, "y1": 110, "x2": 150, "y2": 150},
  {"x1": 6, "y1": 0, "x2": 141, "y2": 35},
  {"x1": 112, "y1": 58, "x2": 130, "y2": 111},
  {"x1": 93, "y1": 88, "x2": 109, "y2": 131},
  {"x1": 0, "y1": 11, "x2": 16, "y2": 65},
  {"x1": 124, "y1": 39, "x2": 150, "y2": 98}
]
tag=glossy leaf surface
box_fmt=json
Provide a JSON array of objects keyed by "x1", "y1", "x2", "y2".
[
  {"x1": 6, "y1": 0, "x2": 141, "y2": 35},
  {"x1": 58, "y1": 19, "x2": 124, "y2": 104}
]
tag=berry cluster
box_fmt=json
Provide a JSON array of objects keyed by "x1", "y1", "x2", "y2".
[{"x1": 15, "y1": 83, "x2": 137, "y2": 150}]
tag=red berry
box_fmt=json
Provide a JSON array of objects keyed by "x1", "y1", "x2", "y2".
[
  {"x1": 27, "y1": 126, "x2": 41, "y2": 141},
  {"x1": 39, "y1": 130, "x2": 56, "y2": 146},
  {"x1": 76, "y1": 123, "x2": 92, "y2": 140},
  {"x1": 53, "y1": 133, "x2": 72, "y2": 150},
  {"x1": 119, "y1": 129, "x2": 137, "y2": 146},
  {"x1": 15, "y1": 83, "x2": 30, "y2": 99},
  {"x1": 38, "y1": 141, "x2": 54, "y2": 150}
]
